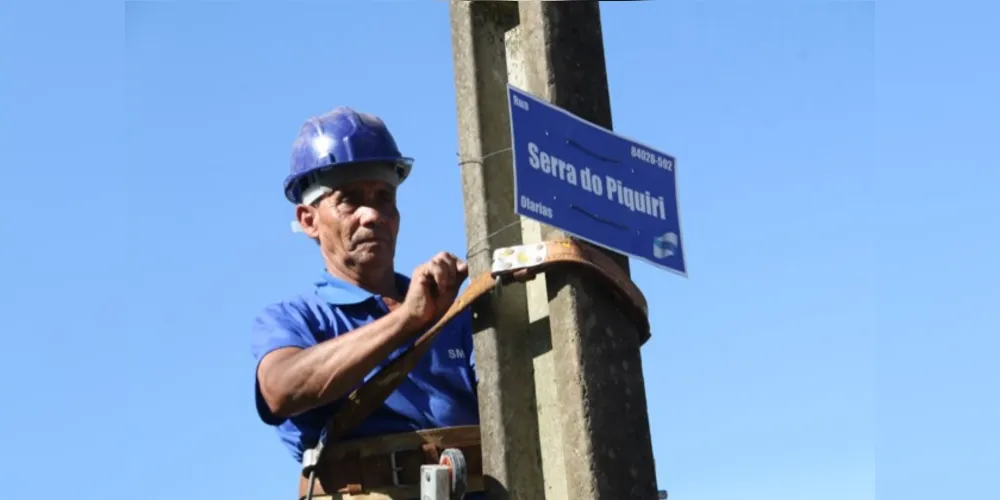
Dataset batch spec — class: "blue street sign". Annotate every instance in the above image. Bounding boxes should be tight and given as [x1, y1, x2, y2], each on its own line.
[507, 84, 687, 276]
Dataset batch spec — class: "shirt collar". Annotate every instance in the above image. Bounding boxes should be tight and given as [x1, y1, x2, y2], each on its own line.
[314, 270, 411, 305]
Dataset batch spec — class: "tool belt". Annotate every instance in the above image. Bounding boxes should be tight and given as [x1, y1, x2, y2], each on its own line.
[300, 238, 650, 498]
[298, 425, 483, 500]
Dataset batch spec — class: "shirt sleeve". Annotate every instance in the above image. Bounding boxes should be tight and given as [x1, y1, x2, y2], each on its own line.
[250, 302, 316, 426]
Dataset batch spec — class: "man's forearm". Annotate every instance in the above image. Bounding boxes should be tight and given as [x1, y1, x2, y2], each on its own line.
[259, 307, 424, 418]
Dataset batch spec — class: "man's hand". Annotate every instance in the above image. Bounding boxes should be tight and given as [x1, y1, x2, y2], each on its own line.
[403, 252, 469, 326]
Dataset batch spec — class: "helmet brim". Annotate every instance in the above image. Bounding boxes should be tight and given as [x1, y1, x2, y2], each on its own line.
[283, 157, 414, 204]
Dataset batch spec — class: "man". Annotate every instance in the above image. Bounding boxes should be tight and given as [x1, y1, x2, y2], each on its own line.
[251, 107, 481, 498]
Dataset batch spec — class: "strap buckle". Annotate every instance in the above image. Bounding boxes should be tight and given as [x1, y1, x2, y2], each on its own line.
[389, 450, 404, 486]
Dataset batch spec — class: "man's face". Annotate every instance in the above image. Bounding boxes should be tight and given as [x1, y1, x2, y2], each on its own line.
[297, 179, 400, 275]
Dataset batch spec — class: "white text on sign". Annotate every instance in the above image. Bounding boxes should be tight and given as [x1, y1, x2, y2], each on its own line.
[511, 94, 530, 111]
[520, 195, 554, 219]
[527, 142, 667, 221]
[630, 145, 674, 171]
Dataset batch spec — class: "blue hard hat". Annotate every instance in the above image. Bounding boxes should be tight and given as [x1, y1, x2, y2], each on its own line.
[283, 106, 414, 204]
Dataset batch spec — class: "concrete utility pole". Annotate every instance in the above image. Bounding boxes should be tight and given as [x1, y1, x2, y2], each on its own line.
[450, 1, 659, 499]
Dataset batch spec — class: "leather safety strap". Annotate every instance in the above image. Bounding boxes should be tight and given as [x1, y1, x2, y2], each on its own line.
[322, 238, 650, 446]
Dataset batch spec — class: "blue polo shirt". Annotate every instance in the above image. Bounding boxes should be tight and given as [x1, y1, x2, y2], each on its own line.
[250, 270, 480, 465]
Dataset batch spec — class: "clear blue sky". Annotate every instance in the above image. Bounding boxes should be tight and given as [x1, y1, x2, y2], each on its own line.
[1, 1, 997, 499]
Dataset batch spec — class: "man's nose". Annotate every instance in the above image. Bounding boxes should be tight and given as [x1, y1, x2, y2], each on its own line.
[355, 205, 385, 227]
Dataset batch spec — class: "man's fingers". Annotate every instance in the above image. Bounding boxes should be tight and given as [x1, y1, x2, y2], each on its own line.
[437, 253, 467, 282]
[429, 262, 453, 295]
[433, 252, 458, 269]
[418, 253, 468, 309]
[437, 253, 465, 283]
[415, 265, 437, 295]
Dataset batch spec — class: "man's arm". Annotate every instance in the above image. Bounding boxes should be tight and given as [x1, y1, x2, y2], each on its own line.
[254, 251, 468, 421]
[257, 306, 424, 419]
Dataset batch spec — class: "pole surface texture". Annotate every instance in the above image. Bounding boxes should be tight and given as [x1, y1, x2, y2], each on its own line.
[450, 1, 659, 499]
[450, 2, 546, 499]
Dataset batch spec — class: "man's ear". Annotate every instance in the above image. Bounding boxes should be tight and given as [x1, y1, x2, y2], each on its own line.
[295, 205, 321, 239]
